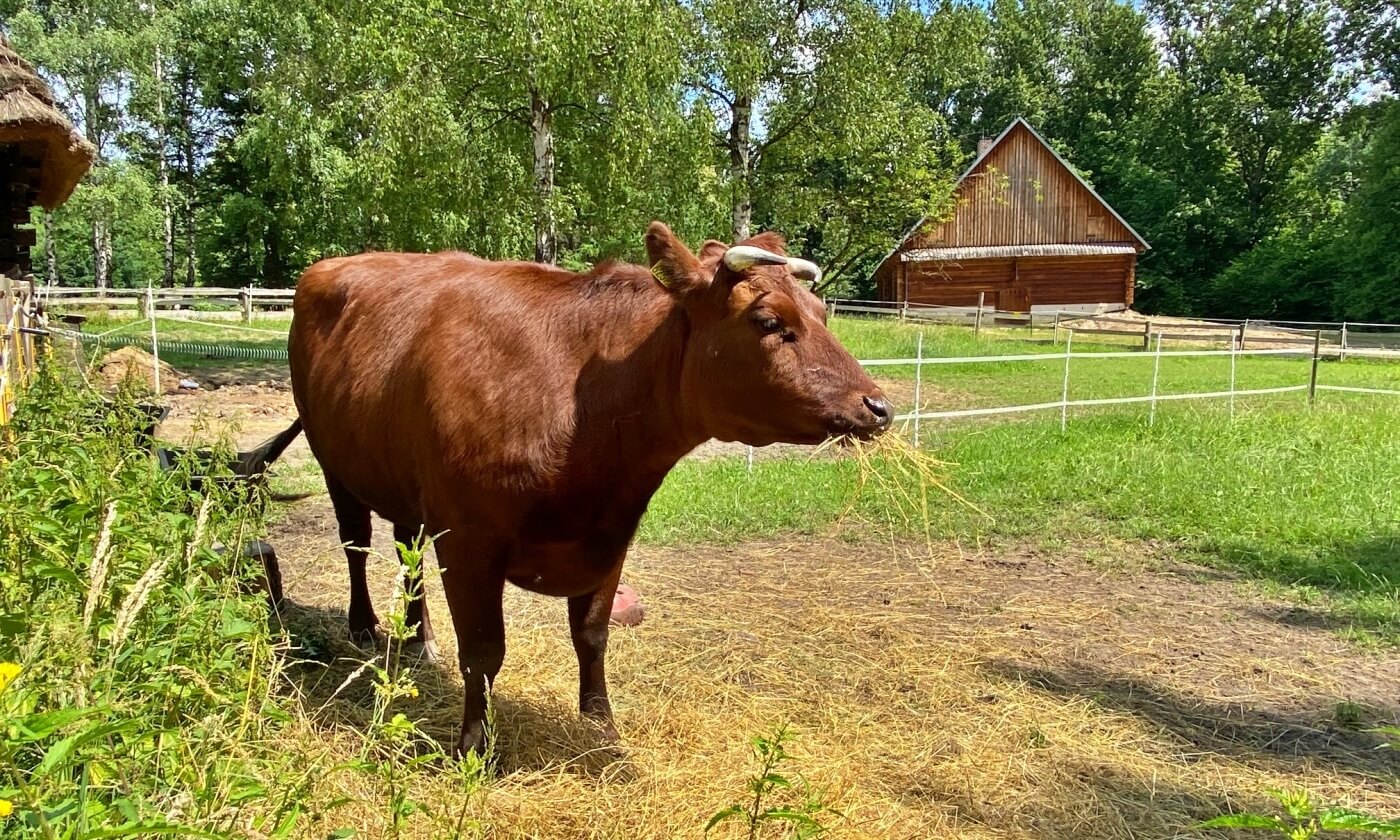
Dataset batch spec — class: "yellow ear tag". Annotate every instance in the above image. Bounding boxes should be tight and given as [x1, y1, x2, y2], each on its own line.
[650, 261, 674, 289]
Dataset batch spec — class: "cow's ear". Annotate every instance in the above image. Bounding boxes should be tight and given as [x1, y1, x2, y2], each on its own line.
[698, 240, 728, 265]
[646, 222, 707, 293]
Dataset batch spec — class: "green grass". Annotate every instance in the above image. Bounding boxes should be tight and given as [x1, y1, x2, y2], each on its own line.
[642, 399, 1400, 643]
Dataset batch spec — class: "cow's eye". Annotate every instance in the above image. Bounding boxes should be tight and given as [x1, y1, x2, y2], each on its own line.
[757, 316, 782, 334]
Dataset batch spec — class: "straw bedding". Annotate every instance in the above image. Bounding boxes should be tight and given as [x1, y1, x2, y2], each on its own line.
[265, 499, 1400, 838]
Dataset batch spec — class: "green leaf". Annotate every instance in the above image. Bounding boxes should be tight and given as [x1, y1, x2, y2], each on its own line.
[1316, 809, 1400, 835]
[705, 805, 746, 832]
[35, 720, 127, 777]
[14, 707, 96, 741]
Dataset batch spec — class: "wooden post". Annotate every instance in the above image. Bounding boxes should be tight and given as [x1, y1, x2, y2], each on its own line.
[1308, 329, 1321, 406]
[974, 292, 984, 340]
[912, 330, 924, 448]
[1239, 319, 1248, 350]
[1142, 319, 1151, 351]
[1053, 310, 1061, 345]
[1060, 331, 1073, 433]
[143, 287, 155, 320]
[1340, 322, 1348, 362]
[1149, 332, 1163, 427]
[1236, 322, 1246, 351]
[240, 287, 253, 324]
[746, 445, 754, 473]
[1027, 309, 1034, 337]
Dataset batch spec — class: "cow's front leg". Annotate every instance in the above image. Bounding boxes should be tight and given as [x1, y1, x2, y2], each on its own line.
[435, 534, 506, 760]
[568, 562, 624, 744]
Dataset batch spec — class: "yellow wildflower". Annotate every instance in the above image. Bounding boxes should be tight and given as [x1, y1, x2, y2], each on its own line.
[0, 662, 19, 693]
[407, 686, 419, 698]
[0, 798, 13, 818]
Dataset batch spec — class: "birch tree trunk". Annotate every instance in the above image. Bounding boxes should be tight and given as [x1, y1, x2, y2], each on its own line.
[530, 87, 556, 264]
[728, 94, 753, 242]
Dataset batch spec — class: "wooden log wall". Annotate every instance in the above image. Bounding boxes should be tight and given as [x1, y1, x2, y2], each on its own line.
[904, 254, 1135, 309]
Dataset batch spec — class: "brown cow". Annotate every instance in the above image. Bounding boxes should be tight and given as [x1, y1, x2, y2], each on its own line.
[288, 222, 889, 756]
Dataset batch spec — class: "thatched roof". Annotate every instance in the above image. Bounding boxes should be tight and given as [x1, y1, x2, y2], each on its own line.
[0, 35, 95, 210]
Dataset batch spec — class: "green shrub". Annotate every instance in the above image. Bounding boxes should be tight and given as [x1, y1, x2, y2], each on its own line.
[0, 367, 294, 837]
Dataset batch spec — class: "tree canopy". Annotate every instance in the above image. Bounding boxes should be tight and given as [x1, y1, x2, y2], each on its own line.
[2, 0, 1395, 320]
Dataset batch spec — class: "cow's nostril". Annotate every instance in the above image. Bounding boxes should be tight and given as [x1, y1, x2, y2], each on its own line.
[863, 396, 892, 426]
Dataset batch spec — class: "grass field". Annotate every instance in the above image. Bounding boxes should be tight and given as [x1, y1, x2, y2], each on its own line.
[7, 310, 1395, 838]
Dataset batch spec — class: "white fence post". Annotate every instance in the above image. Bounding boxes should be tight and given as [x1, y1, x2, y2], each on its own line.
[148, 287, 162, 396]
[1229, 332, 1237, 418]
[1060, 330, 1073, 433]
[912, 330, 924, 448]
[1149, 332, 1163, 427]
[143, 287, 155, 320]
[1340, 322, 1348, 362]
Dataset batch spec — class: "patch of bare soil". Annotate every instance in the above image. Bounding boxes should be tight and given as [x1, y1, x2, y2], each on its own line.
[264, 499, 1399, 838]
[94, 346, 187, 395]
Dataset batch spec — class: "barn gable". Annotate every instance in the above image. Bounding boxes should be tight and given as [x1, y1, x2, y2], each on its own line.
[873, 118, 1149, 312]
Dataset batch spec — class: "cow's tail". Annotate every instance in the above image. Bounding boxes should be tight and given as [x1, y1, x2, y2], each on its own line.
[236, 418, 304, 479]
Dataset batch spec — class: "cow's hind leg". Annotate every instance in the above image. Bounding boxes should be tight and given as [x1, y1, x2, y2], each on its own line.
[568, 562, 624, 745]
[324, 473, 378, 647]
[392, 521, 439, 663]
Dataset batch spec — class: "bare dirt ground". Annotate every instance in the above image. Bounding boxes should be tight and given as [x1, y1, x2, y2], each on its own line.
[266, 498, 1400, 838]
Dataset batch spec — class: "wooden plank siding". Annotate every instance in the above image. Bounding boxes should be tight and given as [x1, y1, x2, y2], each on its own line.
[872, 118, 1148, 310]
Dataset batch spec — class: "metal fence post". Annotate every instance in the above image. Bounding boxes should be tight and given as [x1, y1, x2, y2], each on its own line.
[974, 292, 984, 340]
[1308, 329, 1321, 406]
[1060, 330, 1073, 433]
[912, 330, 924, 448]
[1149, 332, 1163, 427]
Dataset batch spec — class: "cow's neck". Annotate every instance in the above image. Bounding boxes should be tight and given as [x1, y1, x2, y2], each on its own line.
[560, 283, 706, 501]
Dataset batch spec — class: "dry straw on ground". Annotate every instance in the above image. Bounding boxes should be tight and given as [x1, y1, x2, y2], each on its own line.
[264, 498, 1400, 839]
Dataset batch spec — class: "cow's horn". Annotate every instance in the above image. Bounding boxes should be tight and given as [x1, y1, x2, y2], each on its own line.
[786, 257, 822, 286]
[722, 246, 789, 271]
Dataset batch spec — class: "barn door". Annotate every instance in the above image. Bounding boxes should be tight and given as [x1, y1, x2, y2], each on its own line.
[998, 287, 1031, 312]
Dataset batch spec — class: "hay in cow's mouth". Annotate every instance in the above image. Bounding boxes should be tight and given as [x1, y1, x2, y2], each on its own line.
[814, 428, 986, 546]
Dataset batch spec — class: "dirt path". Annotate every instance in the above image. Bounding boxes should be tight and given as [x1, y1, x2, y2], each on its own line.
[266, 496, 1400, 838]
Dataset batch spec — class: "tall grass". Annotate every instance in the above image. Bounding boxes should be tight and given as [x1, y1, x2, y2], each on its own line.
[0, 369, 483, 837]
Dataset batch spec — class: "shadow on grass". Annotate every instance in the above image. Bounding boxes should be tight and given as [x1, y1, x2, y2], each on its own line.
[987, 660, 1400, 782]
[1203, 535, 1400, 644]
[270, 597, 630, 780]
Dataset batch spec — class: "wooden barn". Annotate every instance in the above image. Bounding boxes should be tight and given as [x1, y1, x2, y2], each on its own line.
[873, 118, 1149, 313]
[0, 34, 94, 280]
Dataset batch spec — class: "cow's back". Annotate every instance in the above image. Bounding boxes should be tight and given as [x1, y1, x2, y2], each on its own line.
[289, 252, 578, 527]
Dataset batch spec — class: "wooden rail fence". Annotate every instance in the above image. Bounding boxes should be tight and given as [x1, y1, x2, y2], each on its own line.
[40, 286, 296, 322]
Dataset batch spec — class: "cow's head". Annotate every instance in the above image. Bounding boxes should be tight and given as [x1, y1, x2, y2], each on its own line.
[646, 222, 891, 446]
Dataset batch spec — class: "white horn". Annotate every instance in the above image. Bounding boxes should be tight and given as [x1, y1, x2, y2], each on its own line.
[786, 257, 822, 286]
[722, 245, 788, 271]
